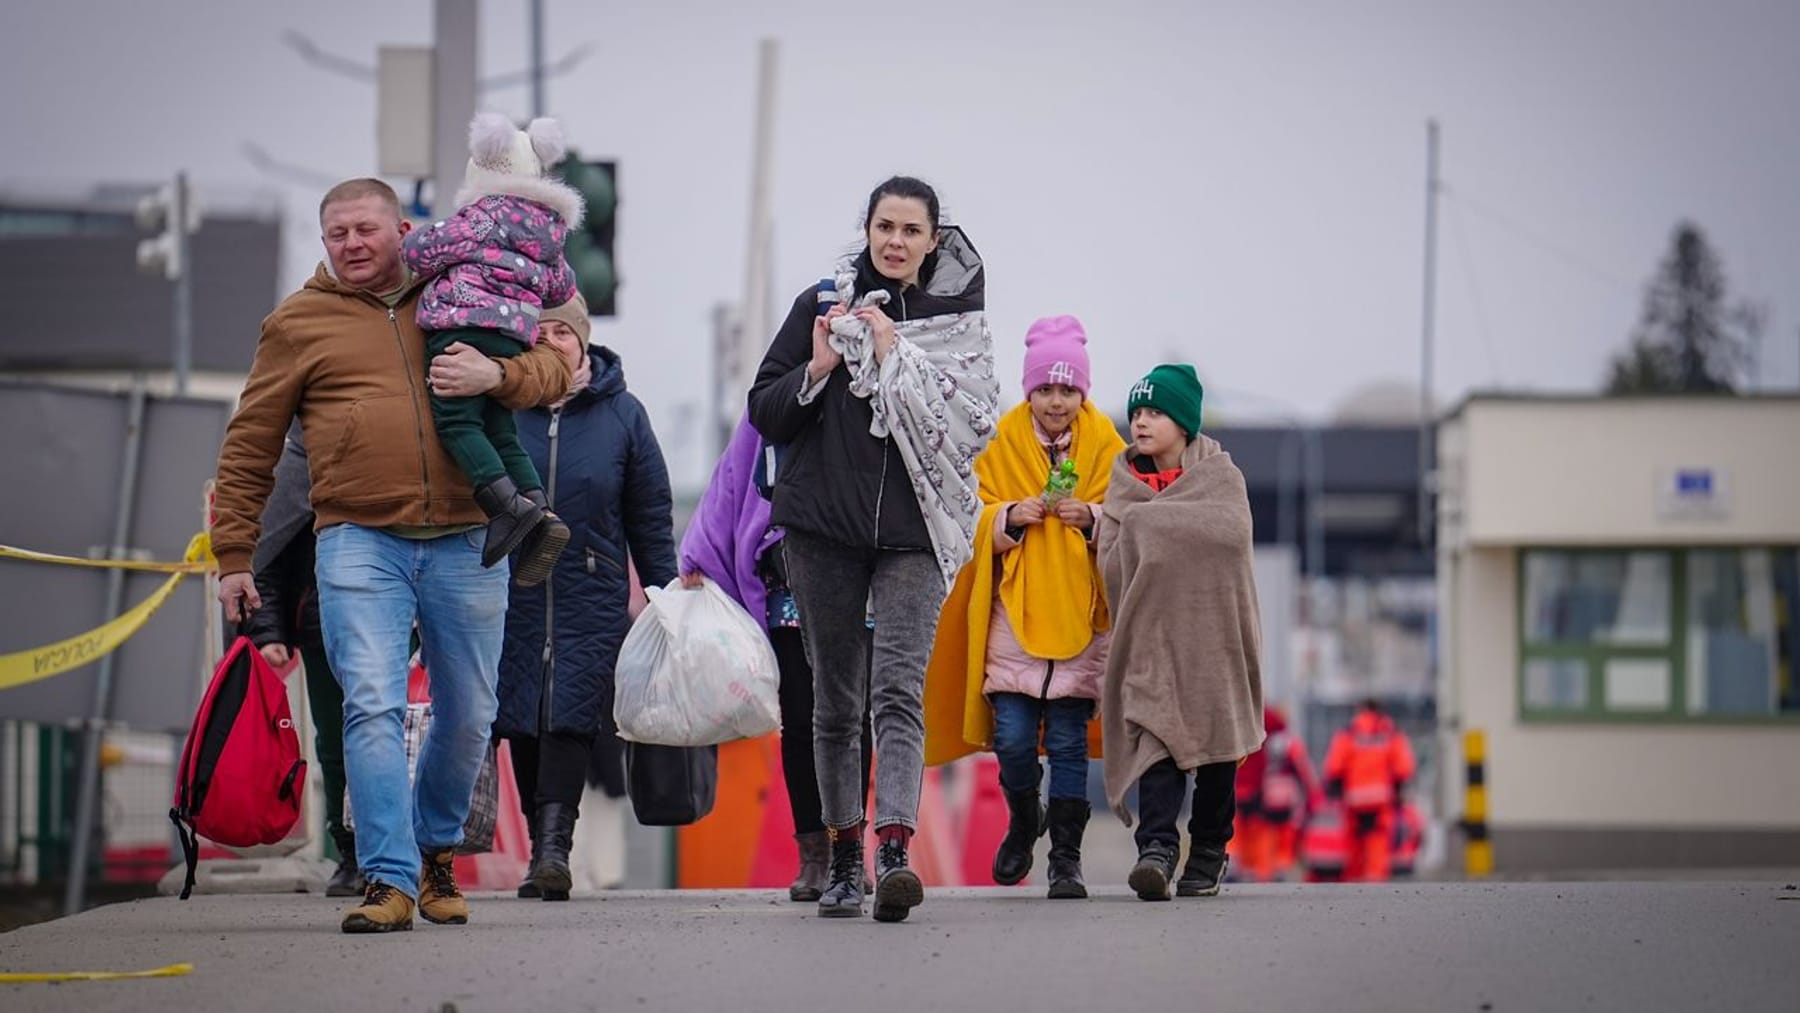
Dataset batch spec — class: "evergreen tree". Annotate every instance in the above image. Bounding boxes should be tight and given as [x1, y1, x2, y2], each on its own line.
[1605, 222, 1757, 394]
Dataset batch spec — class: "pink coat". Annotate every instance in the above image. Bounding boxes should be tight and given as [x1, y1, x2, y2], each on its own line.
[979, 507, 1109, 701]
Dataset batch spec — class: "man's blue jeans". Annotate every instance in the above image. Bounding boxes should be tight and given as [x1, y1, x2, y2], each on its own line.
[990, 692, 1093, 801]
[314, 524, 506, 897]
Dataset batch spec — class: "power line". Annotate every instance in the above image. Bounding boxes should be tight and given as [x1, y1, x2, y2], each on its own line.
[1440, 185, 1640, 297]
[1446, 198, 1504, 388]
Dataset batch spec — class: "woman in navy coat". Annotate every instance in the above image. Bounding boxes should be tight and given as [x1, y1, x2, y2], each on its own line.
[492, 294, 677, 899]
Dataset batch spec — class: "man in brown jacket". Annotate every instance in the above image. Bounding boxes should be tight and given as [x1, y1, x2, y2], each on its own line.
[213, 178, 573, 933]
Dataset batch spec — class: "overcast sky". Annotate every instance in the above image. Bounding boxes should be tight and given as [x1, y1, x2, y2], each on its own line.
[5, 0, 1797, 488]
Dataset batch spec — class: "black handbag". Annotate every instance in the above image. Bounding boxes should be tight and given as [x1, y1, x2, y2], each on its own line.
[624, 742, 718, 826]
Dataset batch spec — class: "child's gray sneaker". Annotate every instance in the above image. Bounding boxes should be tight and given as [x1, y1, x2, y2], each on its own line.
[1128, 844, 1178, 901]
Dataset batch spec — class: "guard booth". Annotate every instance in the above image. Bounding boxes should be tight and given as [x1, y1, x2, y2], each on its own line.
[1435, 394, 1800, 872]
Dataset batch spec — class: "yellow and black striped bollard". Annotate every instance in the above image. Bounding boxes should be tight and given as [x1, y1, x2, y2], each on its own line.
[1462, 729, 1492, 878]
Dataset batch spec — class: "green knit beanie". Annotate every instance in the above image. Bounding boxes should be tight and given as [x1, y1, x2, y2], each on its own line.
[1127, 364, 1204, 440]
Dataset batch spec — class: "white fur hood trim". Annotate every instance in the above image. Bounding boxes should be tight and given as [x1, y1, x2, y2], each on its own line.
[453, 165, 586, 231]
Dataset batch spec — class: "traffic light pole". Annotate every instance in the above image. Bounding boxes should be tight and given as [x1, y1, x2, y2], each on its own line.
[135, 171, 199, 394]
[432, 0, 478, 216]
[529, 0, 546, 118]
[729, 39, 779, 451]
[172, 172, 193, 397]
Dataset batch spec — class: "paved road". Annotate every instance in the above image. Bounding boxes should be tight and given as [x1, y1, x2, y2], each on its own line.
[3, 881, 1797, 1012]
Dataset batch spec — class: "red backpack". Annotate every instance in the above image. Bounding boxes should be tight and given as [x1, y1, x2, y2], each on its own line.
[168, 636, 307, 899]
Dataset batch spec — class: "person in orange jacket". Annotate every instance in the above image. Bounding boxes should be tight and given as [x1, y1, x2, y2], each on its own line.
[1258, 706, 1320, 878]
[1228, 705, 1318, 882]
[1228, 737, 1272, 882]
[1322, 699, 1416, 882]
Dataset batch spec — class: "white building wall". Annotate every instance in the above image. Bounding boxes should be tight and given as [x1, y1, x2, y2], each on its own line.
[1460, 398, 1800, 546]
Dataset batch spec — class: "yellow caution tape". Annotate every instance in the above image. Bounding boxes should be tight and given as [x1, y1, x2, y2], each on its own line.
[0, 534, 213, 573]
[0, 534, 215, 691]
[0, 962, 194, 982]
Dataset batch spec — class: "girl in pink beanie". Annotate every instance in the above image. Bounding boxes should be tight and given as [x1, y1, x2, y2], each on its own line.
[925, 314, 1124, 899]
[1020, 315, 1092, 401]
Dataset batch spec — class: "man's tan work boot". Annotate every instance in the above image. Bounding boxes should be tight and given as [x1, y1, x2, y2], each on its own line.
[417, 847, 470, 925]
[340, 882, 414, 934]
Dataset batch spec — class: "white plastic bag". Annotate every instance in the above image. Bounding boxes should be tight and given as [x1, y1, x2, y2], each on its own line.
[612, 577, 781, 746]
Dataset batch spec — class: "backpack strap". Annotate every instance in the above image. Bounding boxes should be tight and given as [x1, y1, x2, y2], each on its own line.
[278, 759, 305, 801]
[167, 808, 199, 900]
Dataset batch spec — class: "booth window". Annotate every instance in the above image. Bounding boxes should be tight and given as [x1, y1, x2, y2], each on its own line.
[1518, 548, 1800, 721]
[1686, 549, 1799, 717]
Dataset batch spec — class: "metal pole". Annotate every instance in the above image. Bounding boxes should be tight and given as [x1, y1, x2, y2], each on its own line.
[1417, 120, 1440, 548]
[1277, 426, 1300, 560]
[731, 39, 780, 437]
[1304, 425, 1326, 582]
[64, 377, 149, 916]
[712, 302, 737, 460]
[172, 172, 193, 397]
[432, 0, 479, 217]
[529, 0, 546, 118]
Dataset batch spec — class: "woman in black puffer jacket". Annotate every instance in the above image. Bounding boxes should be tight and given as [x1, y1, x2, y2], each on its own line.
[749, 175, 995, 924]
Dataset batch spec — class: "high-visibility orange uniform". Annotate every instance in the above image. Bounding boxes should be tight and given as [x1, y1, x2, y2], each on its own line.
[1261, 725, 1319, 876]
[1228, 747, 1278, 882]
[1228, 706, 1320, 882]
[1323, 706, 1416, 882]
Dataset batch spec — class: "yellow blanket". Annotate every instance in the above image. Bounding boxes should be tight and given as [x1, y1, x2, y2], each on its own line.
[923, 399, 1125, 764]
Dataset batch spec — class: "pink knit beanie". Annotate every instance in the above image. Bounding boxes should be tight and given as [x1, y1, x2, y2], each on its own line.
[1021, 315, 1092, 397]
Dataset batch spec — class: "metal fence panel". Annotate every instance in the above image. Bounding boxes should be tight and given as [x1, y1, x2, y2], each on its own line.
[0, 380, 228, 732]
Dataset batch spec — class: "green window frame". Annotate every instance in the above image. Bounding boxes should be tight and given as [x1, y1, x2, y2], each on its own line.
[1516, 547, 1800, 725]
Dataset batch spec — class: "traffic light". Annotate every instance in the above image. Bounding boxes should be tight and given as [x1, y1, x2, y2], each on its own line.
[556, 156, 617, 316]
[135, 172, 201, 281]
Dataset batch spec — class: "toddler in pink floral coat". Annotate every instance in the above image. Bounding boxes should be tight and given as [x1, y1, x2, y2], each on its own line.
[402, 111, 586, 585]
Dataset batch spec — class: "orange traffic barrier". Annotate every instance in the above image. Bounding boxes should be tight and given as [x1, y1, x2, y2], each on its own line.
[956, 755, 1013, 886]
[673, 735, 1016, 890]
[908, 765, 960, 885]
[747, 737, 800, 888]
[676, 736, 773, 887]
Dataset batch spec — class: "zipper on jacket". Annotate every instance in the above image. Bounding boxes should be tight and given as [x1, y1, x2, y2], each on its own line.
[1039, 659, 1056, 701]
[539, 407, 564, 733]
[873, 440, 889, 546]
[387, 304, 434, 518]
[873, 290, 904, 548]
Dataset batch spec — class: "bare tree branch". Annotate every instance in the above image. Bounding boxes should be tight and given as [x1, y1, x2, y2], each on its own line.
[279, 29, 595, 97]
[241, 142, 343, 191]
[480, 42, 596, 92]
[281, 30, 378, 83]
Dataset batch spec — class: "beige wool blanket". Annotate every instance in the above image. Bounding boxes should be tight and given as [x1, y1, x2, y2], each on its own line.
[1098, 434, 1265, 825]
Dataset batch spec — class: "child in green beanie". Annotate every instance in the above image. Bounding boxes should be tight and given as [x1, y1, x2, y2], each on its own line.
[1123, 363, 1205, 488]
[1096, 363, 1266, 900]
